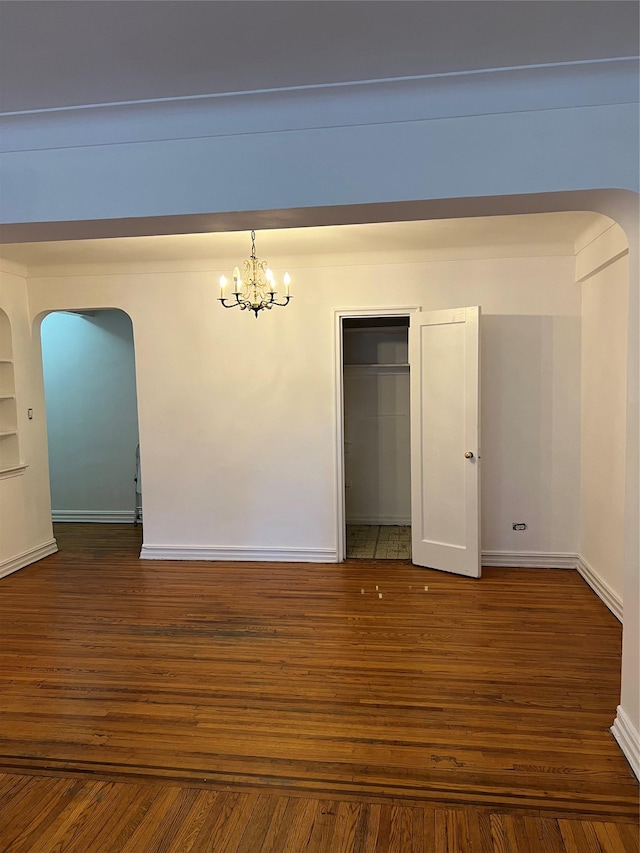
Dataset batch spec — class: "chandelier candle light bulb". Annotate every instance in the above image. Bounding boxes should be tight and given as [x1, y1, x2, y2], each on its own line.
[218, 231, 292, 318]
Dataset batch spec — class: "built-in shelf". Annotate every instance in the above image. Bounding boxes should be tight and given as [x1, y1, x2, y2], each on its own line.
[0, 312, 21, 470]
[343, 321, 409, 369]
[344, 326, 408, 334]
[0, 462, 28, 480]
[344, 363, 410, 374]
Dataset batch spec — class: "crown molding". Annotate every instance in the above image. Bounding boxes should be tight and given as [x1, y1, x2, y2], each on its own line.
[4, 57, 636, 118]
[575, 221, 630, 283]
[1, 58, 637, 154]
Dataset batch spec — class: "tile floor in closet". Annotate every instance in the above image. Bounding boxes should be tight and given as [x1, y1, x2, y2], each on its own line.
[346, 525, 411, 559]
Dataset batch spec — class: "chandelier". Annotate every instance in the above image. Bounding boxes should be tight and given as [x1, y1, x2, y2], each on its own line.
[219, 231, 291, 318]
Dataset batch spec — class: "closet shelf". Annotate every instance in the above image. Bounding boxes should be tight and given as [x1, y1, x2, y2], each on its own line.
[344, 362, 409, 371]
[0, 430, 18, 437]
[0, 395, 16, 400]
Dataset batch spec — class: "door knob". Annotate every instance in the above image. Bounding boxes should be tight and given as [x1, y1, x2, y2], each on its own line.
[464, 451, 474, 459]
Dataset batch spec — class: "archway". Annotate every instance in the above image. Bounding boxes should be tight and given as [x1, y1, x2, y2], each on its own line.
[39, 307, 142, 537]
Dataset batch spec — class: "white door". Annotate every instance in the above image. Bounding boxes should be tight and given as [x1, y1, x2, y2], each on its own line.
[410, 306, 480, 577]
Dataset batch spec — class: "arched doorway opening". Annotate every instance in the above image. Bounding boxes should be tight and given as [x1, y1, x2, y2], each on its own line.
[39, 307, 142, 546]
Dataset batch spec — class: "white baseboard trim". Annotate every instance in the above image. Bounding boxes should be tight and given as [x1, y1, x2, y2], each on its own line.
[346, 516, 411, 526]
[611, 705, 640, 781]
[576, 555, 623, 623]
[140, 545, 338, 563]
[480, 551, 624, 622]
[481, 550, 578, 569]
[52, 510, 136, 524]
[0, 539, 58, 579]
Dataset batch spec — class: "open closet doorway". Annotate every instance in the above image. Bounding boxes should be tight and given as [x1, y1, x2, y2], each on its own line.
[336, 306, 481, 575]
[40, 309, 141, 531]
[342, 316, 411, 559]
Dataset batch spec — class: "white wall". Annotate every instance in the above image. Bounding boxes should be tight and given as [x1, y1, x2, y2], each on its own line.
[617, 206, 639, 778]
[24, 251, 581, 562]
[344, 368, 411, 526]
[575, 225, 629, 617]
[40, 309, 139, 521]
[0, 263, 56, 576]
[343, 326, 410, 526]
[481, 313, 581, 559]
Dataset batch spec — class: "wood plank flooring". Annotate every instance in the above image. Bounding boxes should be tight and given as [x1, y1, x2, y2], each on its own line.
[0, 524, 637, 852]
[1, 771, 638, 852]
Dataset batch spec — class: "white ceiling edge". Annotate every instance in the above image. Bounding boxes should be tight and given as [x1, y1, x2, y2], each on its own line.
[8, 246, 578, 281]
[0, 212, 607, 273]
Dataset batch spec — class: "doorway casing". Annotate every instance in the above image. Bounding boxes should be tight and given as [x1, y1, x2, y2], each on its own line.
[334, 306, 420, 562]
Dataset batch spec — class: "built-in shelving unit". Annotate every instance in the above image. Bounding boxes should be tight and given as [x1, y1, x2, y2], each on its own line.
[0, 315, 24, 476]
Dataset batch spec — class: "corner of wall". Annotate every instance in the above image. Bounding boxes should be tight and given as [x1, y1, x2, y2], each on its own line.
[0, 264, 55, 569]
[0, 257, 28, 278]
[611, 706, 640, 782]
[577, 555, 623, 623]
[0, 538, 58, 579]
[575, 219, 629, 284]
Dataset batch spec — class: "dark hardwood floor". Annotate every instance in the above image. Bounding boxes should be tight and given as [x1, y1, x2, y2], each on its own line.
[0, 524, 637, 851]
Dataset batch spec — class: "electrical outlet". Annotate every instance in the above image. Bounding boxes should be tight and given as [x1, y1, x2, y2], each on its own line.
[512, 522, 527, 531]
